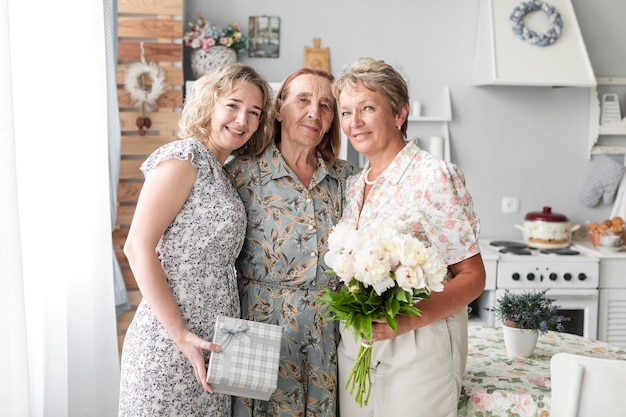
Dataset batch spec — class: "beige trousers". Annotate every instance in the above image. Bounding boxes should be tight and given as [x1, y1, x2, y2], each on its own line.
[337, 308, 468, 417]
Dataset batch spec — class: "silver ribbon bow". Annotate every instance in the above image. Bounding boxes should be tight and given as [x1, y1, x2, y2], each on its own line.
[218, 321, 251, 350]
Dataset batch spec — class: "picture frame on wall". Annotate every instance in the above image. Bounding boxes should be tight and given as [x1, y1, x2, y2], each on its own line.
[248, 16, 280, 58]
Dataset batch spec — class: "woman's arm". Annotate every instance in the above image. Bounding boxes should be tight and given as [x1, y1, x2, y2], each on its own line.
[124, 157, 221, 391]
[371, 253, 486, 341]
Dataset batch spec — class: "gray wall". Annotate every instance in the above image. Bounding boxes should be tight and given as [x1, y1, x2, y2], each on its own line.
[184, 0, 626, 240]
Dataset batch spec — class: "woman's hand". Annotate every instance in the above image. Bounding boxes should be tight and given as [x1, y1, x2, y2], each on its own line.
[174, 329, 222, 392]
[370, 254, 486, 343]
[370, 316, 415, 342]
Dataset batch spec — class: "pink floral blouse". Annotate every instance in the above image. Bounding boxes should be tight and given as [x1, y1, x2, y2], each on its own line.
[341, 140, 480, 266]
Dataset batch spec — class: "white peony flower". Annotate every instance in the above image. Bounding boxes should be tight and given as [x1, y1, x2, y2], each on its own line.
[324, 220, 447, 293]
[395, 265, 427, 291]
[330, 252, 357, 284]
[397, 235, 428, 267]
[352, 244, 392, 286]
[372, 276, 396, 295]
[421, 249, 447, 292]
[327, 223, 359, 254]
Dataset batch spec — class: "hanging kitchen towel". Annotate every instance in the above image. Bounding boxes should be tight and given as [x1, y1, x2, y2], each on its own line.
[580, 155, 626, 207]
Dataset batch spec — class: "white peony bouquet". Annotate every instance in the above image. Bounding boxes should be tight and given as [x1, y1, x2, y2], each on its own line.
[316, 222, 447, 407]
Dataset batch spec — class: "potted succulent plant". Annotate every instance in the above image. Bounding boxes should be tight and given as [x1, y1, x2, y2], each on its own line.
[491, 289, 567, 357]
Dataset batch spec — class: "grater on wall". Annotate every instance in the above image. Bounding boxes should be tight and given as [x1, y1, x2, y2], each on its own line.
[600, 93, 622, 125]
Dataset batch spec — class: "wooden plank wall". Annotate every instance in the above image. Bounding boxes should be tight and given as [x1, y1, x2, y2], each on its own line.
[115, 0, 184, 352]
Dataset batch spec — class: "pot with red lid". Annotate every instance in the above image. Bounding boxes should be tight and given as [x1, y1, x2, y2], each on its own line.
[514, 206, 581, 249]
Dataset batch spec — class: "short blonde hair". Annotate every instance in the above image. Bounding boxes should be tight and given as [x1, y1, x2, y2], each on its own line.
[332, 57, 409, 139]
[178, 63, 274, 156]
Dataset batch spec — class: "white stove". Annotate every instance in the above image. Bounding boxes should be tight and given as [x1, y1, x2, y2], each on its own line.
[481, 240, 599, 290]
[475, 240, 600, 338]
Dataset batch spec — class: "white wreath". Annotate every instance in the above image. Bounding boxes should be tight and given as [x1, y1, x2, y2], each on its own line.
[124, 62, 166, 110]
[510, 0, 562, 47]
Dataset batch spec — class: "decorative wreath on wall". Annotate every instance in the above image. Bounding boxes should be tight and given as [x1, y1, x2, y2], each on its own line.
[123, 43, 166, 135]
[124, 61, 165, 111]
[509, 0, 562, 47]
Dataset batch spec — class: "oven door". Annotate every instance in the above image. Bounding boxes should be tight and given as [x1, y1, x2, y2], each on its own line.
[495, 289, 598, 339]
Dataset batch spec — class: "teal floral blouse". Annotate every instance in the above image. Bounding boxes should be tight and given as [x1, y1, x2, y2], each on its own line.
[225, 143, 353, 417]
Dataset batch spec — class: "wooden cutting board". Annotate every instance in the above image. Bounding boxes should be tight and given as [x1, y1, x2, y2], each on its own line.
[304, 38, 330, 72]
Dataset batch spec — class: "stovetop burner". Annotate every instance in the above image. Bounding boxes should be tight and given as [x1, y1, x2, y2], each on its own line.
[539, 248, 581, 256]
[498, 247, 532, 255]
[488, 241, 580, 256]
[489, 241, 529, 249]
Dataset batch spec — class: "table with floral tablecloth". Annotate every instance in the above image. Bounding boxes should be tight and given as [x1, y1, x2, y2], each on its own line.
[458, 326, 626, 417]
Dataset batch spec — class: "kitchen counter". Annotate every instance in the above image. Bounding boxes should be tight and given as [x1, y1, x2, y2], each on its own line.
[573, 240, 626, 349]
[478, 240, 499, 261]
[572, 240, 626, 259]
[478, 240, 497, 290]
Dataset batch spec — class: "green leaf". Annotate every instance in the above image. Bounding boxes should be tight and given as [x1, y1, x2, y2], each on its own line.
[351, 314, 372, 342]
[315, 277, 426, 344]
[385, 297, 400, 318]
[394, 287, 412, 304]
[385, 314, 398, 332]
[398, 304, 421, 317]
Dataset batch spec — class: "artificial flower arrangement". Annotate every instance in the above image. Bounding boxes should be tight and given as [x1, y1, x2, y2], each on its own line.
[183, 14, 248, 53]
[491, 289, 567, 333]
[316, 222, 447, 407]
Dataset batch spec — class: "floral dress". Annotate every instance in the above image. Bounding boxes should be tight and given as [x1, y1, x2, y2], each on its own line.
[225, 143, 353, 417]
[118, 138, 244, 417]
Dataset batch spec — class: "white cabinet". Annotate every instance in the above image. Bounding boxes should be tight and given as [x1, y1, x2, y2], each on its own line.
[599, 289, 626, 348]
[573, 242, 626, 347]
[596, 255, 626, 348]
[468, 244, 498, 327]
[588, 77, 626, 159]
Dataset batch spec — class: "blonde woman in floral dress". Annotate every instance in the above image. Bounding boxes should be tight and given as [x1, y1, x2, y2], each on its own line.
[226, 67, 353, 417]
[332, 57, 486, 417]
[118, 63, 273, 417]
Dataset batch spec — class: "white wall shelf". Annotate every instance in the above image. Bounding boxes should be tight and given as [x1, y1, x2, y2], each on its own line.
[588, 77, 626, 159]
[408, 87, 452, 161]
[407, 86, 452, 122]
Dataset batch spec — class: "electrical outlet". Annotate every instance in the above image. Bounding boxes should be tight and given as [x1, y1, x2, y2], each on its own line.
[501, 197, 520, 214]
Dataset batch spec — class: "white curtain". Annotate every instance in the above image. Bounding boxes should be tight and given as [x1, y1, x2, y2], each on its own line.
[1, 0, 121, 416]
[103, 0, 130, 317]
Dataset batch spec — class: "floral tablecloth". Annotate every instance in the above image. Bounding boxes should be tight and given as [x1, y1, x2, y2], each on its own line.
[458, 326, 626, 417]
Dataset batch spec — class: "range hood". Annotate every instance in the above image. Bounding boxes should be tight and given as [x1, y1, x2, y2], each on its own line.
[472, 0, 596, 87]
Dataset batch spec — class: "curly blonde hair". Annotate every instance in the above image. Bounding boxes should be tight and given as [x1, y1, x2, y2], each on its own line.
[178, 63, 274, 156]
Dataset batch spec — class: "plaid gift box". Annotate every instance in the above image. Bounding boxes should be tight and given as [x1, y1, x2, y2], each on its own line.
[206, 315, 283, 400]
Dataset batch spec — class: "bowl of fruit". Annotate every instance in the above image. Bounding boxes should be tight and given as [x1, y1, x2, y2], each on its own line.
[587, 216, 625, 247]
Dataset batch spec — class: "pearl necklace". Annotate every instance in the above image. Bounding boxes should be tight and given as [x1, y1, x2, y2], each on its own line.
[363, 167, 377, 185]
[362, 143, 406, 186]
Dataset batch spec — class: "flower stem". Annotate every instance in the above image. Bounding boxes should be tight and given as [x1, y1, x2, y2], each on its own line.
[345, 345, 373, 407]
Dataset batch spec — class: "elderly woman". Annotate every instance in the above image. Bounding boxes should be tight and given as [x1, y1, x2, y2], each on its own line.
[225, 67, 353, 417]
[332, 57, 486, 417]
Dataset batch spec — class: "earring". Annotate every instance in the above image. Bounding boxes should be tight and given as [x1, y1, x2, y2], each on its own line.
[397, 125, 401, 130]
